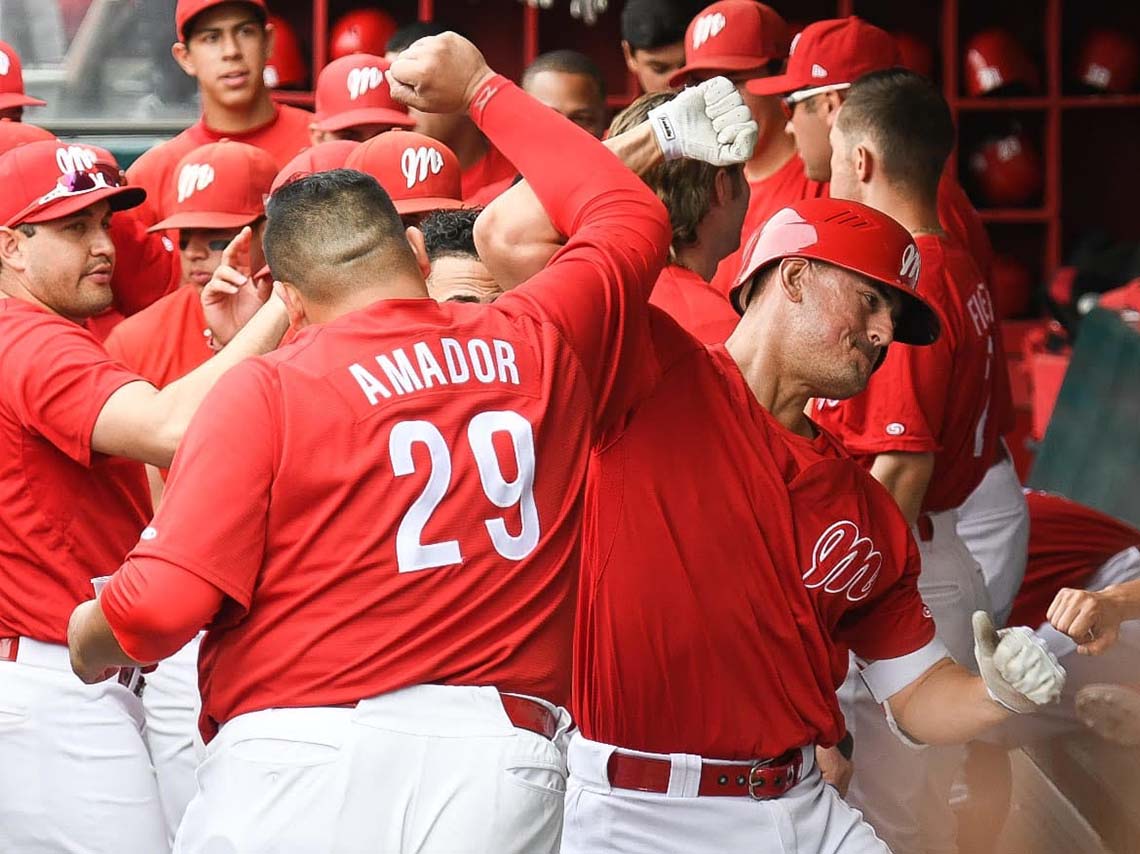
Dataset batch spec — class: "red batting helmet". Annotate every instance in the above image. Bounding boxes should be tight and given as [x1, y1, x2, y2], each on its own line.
[330, 9, 399, 60]
[989, 254, 1033, 319]
[963, 28, 1039, 96]
[969, 130, 1043, 207]
[893, 31, 934, 79]
[730, 198, 940, 346]
[1075, 29, 1140, 94]
[264, 14, 307, 89]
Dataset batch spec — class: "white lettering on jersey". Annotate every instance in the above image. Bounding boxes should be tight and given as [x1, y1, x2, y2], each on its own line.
[177, 163, 216, 203]
[966, 282, 996, 336]
[815, 398, 841, 411]
[349, 338, 521, 406]
[346, 65, 385, 101]
[802, 520, 882, 603]
[899, 243, 921, 285]
[55, 145, 97, 175]
[691, 12, 726, 51]
[400, 146, 445, 189]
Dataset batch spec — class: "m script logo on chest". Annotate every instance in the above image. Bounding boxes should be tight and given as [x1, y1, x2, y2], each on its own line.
[801, 520, 882, 603]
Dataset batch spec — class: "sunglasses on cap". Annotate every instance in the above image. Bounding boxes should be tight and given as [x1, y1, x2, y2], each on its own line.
[780, 82, 852, 120]
[9, 164, 126, 225]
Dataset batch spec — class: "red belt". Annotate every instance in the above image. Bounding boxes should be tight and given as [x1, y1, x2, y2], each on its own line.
[0, 637, 145, 699]
[606, 747, 804, 799]
[334, 691, 559, 741]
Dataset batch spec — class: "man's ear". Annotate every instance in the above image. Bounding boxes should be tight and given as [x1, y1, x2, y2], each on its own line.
[0, 226, 29, 273]
[405, 226, 432, 279]
[171, 41, 196, 78]
[778, 257, 810, 303]
[277, 281, 307, 328]
[261, 21, 276, 69]
[821, 90, 844, 127]
[854, 143, 874, 185]
[712, 167, 735, 207]
[621, 41, 638, 75]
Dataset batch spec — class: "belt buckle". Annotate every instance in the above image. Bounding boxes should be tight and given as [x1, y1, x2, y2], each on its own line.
[117, 668, 145, 699]
[746, 756, 777, 800]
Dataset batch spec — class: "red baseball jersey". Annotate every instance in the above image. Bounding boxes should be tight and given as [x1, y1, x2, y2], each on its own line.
[937, 169, 993, 285]
[649, 264, 738, 344]
[708, 154, 828, 295]
[109, 207, 180, 316]
[573, 320, 935, 760]
[127, 104, 312, 228]
[813, 234, 1006, 513]
[459, 143, 517, 202]
[1008, 490, 1140, 628]
[104, 286, 211, 389]
[0, 300, 151, 644]
[117, 80, 671, 741]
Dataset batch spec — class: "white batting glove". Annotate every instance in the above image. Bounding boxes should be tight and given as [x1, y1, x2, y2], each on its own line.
[648, 76, 758, 166]
[973, 611, 1066, 713]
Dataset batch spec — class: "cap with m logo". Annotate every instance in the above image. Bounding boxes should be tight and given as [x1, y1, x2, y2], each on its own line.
[0, 39, 46, 111]
[149, 140, 278, 232]
[313, 54, 416, 134]
[669, 1, 791, 87]
[345, 131, 466, 216]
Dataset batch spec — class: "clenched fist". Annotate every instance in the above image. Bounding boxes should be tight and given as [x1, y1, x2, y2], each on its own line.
[387, 33, 495, 115]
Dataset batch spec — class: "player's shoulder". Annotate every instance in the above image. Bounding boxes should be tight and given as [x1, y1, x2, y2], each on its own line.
[275, 103, 316, 133]
[127, 127, 201, 177]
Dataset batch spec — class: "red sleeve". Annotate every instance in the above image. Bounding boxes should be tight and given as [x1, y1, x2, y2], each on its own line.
[0, 310, 145, 466]
[109, 208, 179, 316]
[472, 78, 671, 432]
[124, 361, 277, 610]
[101, 556, 224, 662]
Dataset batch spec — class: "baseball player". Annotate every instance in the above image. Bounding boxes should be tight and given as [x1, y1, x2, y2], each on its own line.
[620, 0, 697, 93]
[522, 51, 609, 139]
[668, 1, 828, 296]
[815, 70, 1011, 854]
[420, 209, 502, 304]
[127, 0, 311, 230]
[0, 39, 46, 121]
[0, 139, 289, 853]
[754, 16, 1026, 628]
[66, 34, 752, 854]
[479, 182, 1064, 853]
[309, 53, 415, 145]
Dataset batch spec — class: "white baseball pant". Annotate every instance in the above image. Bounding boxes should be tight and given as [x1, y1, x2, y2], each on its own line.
[0, 637, 170, 853]
[143, 632, 204, 843]
[561, 733, 889, 854]
[843, 509, 991, 854]
[174, 683, 571, 854]
[956, 451, 1029, 627]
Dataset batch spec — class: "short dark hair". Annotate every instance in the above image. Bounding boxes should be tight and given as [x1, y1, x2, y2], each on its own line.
[264, 169, 414, 302]
[838, 68, 954, 199]
[621, 0, 700, 51]
[523, 50, 606, 98]
[385, 22, 456, 55]
[420, 209, 481, 262]
[182, 1, 268, 42]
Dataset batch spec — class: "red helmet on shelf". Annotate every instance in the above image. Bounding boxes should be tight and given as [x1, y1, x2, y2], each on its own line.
[330, 9, 399, 60]
[1075, 29, 1140, 94]
[968, 130, 1044, 208]
[962, 28, 1039, 96]
[893, 31, 934, 79]
[989, 254, 1033, 319]
[264, 14, 307, 89]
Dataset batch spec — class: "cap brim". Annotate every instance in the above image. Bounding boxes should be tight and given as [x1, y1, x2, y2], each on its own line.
[0, 93, 47, 109]
[668, 56, 777, 87]
[148, 210, 262, 232]
[314, 108, 416, 133]
[393, 197, 467, 215]
[19, 185, 145, 226]
[745, 72, 805, 96]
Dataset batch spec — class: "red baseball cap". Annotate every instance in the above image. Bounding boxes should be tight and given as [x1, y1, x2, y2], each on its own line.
[747, 17, 901, 97]
[177, 0, 268, 42]
[0, 40, 47, 111]
[730, 197, 940, 346]
[668, 1, 790, 87]
[150, 140, 277, 232]
[330, 8, 399, 60]
[271, 139, 360, 194]
[0, 119, 55, 155]
[313, 54, 415, 133]
[962, 28, 1039, 97]
[0, 140, 144, 228]
[345, 131, 465, 215]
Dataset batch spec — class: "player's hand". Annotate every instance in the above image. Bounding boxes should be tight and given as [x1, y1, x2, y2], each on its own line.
[66, 600, 119, 685]
[387, 33, 495, 114]
[973, 611, 1065, 713]
[1047, 587, 1124, 655]
[815, 744, 853, 797]
[201, 227, 266, 348]
[647, 76, 758, 165]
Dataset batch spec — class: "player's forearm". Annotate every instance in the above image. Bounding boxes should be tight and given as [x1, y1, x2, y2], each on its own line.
[870, 451, 934, 526]
[1103, 580, 1140, 621]
[67, 599, 144, 679]
[888, 659, 1009, 745]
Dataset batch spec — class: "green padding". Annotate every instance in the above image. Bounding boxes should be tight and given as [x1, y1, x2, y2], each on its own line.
[1029, 308, 1140, 526]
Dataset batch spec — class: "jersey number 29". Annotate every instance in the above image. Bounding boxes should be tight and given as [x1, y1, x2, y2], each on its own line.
[389, 410, 540, 572]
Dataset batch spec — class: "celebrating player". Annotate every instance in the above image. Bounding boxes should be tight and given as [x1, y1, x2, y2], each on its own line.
[420, 208, 502, 304]
[66, 34, 756, 853]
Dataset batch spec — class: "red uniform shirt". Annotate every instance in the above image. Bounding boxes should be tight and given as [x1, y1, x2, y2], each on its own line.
[127, 104, 312, 228]
[814, 235, 1006, 513]
[118, 81, 671, 740]
[1008, 491, 1140, 628]
[459, 143, 517, 202]
[709, 154, 828, 295]
[573, 318, 935, 760]
[104, 286, 210, 388]
[0, 301, 151, 644]
[937, 169, 993, 284]
[648, 264, 738, 344]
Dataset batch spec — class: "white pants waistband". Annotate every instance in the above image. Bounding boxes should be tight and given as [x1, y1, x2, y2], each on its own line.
[3, 636, 72, 671]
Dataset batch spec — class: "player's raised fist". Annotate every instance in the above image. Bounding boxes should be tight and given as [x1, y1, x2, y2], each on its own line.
[387, 33, 495, 114]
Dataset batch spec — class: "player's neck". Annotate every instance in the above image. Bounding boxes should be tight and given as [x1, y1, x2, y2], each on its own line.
[863, 185, 941, 237]
[725, 320, 814, 437]
[744, 131, 796, 183]
[303, 277, 432, 325]
[673, 243, 719, 282]
[446, 121, 490, 171]
[200, 89, 277, 135]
